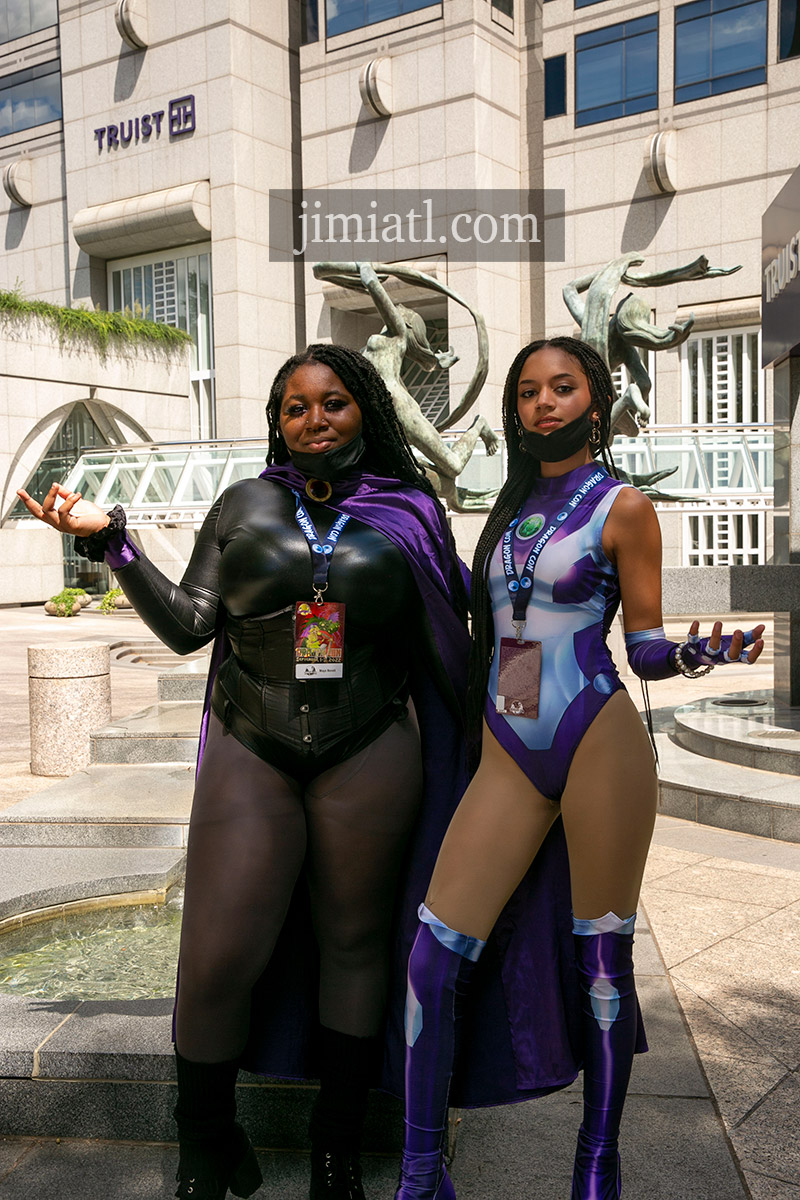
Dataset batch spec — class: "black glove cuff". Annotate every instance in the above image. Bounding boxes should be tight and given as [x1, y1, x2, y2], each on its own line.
[74, 505, 127, 562]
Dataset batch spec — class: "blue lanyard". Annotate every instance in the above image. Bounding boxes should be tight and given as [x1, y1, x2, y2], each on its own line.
[502, 469, 606, 635]
[293, 492, 351, 601]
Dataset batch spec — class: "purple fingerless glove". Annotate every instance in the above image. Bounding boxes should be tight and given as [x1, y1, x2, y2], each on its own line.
[625, 627, 758, 680]
[624, 628, 679, 681]
[680, 630, 757, 667]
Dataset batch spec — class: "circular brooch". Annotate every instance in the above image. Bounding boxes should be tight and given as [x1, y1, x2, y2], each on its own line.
[305, 478, 333, 503]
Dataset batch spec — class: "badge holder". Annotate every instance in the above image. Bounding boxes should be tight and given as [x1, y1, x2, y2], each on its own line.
[294, 597, 345, 679]
[292, 494, 351, 680]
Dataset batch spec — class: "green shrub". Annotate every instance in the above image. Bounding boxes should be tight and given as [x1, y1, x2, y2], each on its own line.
[46, 588, 85, 617]
[0, 283, 192, 359]
[100, 587, 124, 614]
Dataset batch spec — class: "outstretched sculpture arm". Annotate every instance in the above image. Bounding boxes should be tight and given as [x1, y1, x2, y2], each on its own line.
[313, 261, 378, 290]
[562, 271, 596, 327]
[622, 254, 742, 288]
[357, 262, 408, 339]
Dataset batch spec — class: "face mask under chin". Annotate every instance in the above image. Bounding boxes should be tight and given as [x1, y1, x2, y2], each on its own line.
[288, 432, 366, 480]
[519, 407, 596, 463]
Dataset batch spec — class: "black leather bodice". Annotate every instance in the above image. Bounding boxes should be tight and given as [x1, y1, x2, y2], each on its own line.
[114, 477, 419, 769]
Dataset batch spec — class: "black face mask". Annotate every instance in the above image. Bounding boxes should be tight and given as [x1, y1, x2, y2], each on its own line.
[519, 407, 596, 463]
[289, 433, 367, 481]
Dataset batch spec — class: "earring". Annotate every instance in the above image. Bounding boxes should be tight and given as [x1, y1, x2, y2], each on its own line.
[590, 415, 601, 446]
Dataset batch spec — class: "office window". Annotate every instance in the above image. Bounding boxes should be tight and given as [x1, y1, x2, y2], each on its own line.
[326, 0, 434, 38]
[684, 511, 765, 565]
[0, 0, 57, 46]
[575, 15, 658, 127]
[780, 0, 800, 59]
[492, 0, 513, 17]
[681, 329, 763, 424]
[301, 0, 319, 44]
[545, 55, 567, 118]
[0, 60, 61, 137]
[675, 0, 767, 104]
[576, 0, 610, 8]
[400, 317, 451, 425]
[109, 246, 217, 439]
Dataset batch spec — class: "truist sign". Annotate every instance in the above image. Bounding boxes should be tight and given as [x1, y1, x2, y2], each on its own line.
[93, 95, 196, 152]
[762, 162, 800, 367]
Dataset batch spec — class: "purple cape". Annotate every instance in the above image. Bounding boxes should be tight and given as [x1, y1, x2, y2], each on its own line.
[193, 465, 641, 1106]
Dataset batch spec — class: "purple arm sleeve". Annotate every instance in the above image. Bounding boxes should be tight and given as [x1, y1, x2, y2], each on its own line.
[625, 627, 679, 680]
[104, 530, 140, 571]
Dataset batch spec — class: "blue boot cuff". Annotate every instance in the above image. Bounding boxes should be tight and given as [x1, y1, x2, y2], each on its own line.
[573, 911, 636, 937]
[418, 903, 486, 962]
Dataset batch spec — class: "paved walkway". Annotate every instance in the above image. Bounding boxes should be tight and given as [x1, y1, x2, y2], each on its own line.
[0, 608, 797, 1197]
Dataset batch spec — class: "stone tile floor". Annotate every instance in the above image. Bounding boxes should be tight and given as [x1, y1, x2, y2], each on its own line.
[0, 607, 797, 1196]
[642, 818, 800, 1197]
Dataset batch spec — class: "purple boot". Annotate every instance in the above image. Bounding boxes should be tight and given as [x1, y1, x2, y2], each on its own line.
[571, 913, 638, 1200]
[395, 905, 485, 1200]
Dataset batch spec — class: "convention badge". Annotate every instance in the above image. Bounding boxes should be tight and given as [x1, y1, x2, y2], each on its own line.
[496, 636, 541, 719]
[294, 601, 346, 679]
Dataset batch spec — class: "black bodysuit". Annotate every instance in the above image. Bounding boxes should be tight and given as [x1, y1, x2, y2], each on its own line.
[115, 478, 418, 777]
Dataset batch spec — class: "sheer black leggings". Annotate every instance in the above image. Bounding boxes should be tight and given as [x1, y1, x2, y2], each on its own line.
[175, 711, 423, 1063]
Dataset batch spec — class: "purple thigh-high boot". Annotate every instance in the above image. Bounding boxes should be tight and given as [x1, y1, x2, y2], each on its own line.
[395, 904, 485, 1200]
[571, 912, 638, 1200]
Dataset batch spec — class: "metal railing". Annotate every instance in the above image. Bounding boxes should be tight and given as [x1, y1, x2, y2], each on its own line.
[16, 426, 773, 529]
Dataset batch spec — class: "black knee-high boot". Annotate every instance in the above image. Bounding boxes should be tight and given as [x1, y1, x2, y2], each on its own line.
[308, 1026, 381, 1200]
[173, 1050, 263, 1200]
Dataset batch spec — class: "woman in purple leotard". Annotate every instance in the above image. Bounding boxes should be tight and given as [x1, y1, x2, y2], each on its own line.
[394, 337, 766, 1200]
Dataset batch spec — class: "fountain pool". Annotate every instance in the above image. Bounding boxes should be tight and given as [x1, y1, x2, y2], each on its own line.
[0, 888, 183, 1001]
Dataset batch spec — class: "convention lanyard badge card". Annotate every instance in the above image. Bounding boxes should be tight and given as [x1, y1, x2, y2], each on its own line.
[497, 469, 606, 719]
[293, 494, 351, 679]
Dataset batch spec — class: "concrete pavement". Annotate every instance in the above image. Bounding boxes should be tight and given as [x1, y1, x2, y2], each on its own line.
[0, 606, 797, 1196]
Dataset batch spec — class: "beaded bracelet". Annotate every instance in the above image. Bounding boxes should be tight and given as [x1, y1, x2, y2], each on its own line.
[674, 641, 714, 679]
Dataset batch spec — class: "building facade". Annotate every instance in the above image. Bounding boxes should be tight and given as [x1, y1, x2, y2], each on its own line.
[1, 0, 797, 600]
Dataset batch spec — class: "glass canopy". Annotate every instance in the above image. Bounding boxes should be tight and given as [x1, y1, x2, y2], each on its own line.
[19, 426, 773, 530]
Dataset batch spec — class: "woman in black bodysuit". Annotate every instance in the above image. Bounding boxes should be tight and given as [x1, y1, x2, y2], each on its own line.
[18, 345, 470, 1200]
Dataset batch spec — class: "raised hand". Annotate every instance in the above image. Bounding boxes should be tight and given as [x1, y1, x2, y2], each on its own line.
[16, 483, 109, 538]
[684, 619, 765, 666]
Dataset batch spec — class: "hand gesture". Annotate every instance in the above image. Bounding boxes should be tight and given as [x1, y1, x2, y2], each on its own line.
[684, 620, 765, 667]
[16, 483, 109, 538]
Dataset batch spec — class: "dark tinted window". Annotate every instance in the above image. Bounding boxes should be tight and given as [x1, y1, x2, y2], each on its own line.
[675, 0, 766, 103]
[301, 0, 319, 44]
[779, 0, 800, 59]
[545, 54, 567, 118]
[575, 14, 658, 127]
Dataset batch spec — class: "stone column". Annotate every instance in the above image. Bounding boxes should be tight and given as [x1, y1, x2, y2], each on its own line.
[28, 644, 112, 776]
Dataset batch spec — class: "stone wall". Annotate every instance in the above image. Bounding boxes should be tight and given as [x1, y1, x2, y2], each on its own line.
[0, 310, 192, 604]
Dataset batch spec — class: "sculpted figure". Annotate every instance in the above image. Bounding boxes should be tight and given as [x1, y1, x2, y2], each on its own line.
[563, 252, 741, 438]
[314, 261, 498, 511]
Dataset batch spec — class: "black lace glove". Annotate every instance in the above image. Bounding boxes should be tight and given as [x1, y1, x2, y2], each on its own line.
[73, 505, 127, 562]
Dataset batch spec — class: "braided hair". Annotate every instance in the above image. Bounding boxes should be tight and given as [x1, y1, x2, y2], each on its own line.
[266, 343, 468, 621]
[466, 336, 619, 746]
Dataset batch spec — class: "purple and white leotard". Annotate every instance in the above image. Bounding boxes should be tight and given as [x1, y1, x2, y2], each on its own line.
[485, 462, 632, 801]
